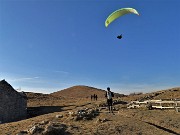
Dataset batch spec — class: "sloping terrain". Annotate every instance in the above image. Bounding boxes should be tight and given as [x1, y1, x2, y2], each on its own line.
[26, 92, 63, 107]
[0, 97, 180, 135]
[121, 87, 180, 102]
[153, 87, 180, 100]
[0, 86, 180, 135]
[51, 85, 124, 98]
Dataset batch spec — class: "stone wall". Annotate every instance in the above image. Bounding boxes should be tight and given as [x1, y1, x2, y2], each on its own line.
[0, 80, 27, 123]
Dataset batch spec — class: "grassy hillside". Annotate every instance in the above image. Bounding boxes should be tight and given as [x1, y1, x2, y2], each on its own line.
[50, 85, 125, 98]
[51, 85, 106, 98]
[121, 87, 180, 102]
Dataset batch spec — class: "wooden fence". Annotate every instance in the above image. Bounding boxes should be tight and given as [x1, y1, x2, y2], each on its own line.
[127, 99, 180, 112]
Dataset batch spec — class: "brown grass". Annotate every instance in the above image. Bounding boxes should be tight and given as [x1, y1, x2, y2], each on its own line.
[51, 85, 124, 98]
[0, 86, 180, 135]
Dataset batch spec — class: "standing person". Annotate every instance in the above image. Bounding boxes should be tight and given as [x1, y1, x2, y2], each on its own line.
[94, 94, 96, 101]
[105, 87, 114, 113]
[95, 95, 98, 101]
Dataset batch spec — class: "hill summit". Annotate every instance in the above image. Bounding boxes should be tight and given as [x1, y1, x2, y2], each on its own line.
[51, 85, 106, 98]
[51, 85, 125, 98]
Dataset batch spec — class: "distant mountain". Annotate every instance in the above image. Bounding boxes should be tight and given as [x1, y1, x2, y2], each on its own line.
[50, 85, 125, 98]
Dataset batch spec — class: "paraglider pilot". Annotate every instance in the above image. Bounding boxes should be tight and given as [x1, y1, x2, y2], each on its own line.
[117, 34, 122, 39]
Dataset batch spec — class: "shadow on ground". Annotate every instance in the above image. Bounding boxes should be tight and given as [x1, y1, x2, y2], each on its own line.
[27, 105, 74, 118]
[145, 122, 180, 135]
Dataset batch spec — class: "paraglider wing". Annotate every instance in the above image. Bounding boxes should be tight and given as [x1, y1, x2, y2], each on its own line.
[105, 8, 139, 27]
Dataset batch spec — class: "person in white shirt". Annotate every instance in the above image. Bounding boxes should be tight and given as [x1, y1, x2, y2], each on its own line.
[105, 87, 114, 113]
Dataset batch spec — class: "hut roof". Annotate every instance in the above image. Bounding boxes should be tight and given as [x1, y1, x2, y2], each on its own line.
[0, 79, 27, 99]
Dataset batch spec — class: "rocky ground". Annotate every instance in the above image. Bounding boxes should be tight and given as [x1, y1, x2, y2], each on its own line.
[0, 98, 180, 135]
[0, 87, 180, 135]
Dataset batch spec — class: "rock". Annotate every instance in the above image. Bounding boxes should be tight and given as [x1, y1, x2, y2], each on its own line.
[95, 118, 108, 123]
[16, 130, 28, 135]
[39, 120, 49, 125]
[85, 108, 89, 111]
[69, 111, 76, 117]
[68, 108, 99, 121]
[67, 125, 79, 130]
[43, 123, 66, 135]
[96, 118, 101, 123]
[56, 115, 63, 118]
[74, 116, 81, 121]
[101, 118, 108, 123]
[83, 117, 88, 121]
[28, 125, 43, 134]
[70, 117, 74, 120]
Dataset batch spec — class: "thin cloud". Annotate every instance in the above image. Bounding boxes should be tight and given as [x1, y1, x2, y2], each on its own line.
[53, 70, 69, 74]
[10, 76, 40, 82]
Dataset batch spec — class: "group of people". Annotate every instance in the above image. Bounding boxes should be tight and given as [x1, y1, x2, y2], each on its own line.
[90, 87, 114, 113]
[91, 94, 98, 101]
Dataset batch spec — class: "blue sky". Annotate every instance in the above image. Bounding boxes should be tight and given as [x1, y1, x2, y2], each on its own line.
[0, 0, 180, 94]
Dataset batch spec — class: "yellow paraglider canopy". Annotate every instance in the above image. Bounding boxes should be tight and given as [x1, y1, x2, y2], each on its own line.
[105, 8, 139, 27]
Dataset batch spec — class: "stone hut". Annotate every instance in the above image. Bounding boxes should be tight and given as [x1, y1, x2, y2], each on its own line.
[0, 79, 27, 123]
